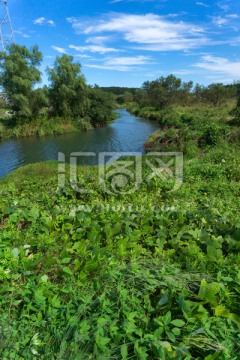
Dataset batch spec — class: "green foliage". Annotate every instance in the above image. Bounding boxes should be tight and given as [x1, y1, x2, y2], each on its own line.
[73, 116, 94, 131]
[201, 83, 236, 106]
[0, 116, 83, 138]
[1, 51, 240, 359]
[199, 123, 227, 147]
[141, 103, 237, 155]
[47, 54, 89, 118]
[230, 87, 240, 125]
[124, 75, 238, 112]
[87, 87, 116, 125]
[0, 46, 116, 138]
[0, 141, 240, 358]
[30, 86, 49, 118]
[142, 74, 189, 109]
[0, 44, 42, 117]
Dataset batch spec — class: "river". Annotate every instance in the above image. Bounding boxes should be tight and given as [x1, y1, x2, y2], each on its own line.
[0, 109, 159, 178]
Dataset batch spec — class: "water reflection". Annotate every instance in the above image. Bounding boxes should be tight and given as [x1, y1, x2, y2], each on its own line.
[0, 109, 159, 177]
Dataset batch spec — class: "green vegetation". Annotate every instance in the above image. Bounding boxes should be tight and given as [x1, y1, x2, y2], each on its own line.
[141, 104, 236, 152]
[119, 74, 240, 156]
[1, 131, 240, 358]
[0, 44, 116, 139]
[47, 54, 89, 119]
[1, 48, 240, 359]
[0, 44, 43, 118]
[126, 75, 237, 110]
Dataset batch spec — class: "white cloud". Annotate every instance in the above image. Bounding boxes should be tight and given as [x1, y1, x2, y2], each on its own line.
[33, 17, 45, 25]
[230, 36, 240, 46]
[167, 12, 187, 18]
[51, 46, 66, 54]
[48, 20, 55, 26]
[210, 14, 240, 30]
[106, 55, 150, 65]
[15, 30, 30, 38]
[33, 17, 55, 26]
[217, 2, 230, 12]
[85, 55, 151, 71]
[86, 36, 111, 45]
[196, 2, 210, 7]
[66, 17, 75, 24]
[212, 16, 228, 27]
[67, 13, 209, 52]
[85, 64, 135, 71]
[194, 55, 240, 80]
[69, 44, 120, 54]
[227, 14, 239, 19]
[75, 54, 93, 59]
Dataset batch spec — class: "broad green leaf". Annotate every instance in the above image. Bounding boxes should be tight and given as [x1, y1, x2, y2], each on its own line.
[166, 330, 175, 342]
[12, 248, 20, 259]
[215, 305, 231, 318]
[84, 260, 98, 272]
[120, 344, 128, 359]
[62, 267, 73, 276]
[157, 293, 169, 306]
[61, 258, 71, 264]
[163, 311, 172, 325]
[170, 319, 185, 327]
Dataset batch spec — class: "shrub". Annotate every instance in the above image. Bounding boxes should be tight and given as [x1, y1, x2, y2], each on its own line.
[199, 123, 227, 147]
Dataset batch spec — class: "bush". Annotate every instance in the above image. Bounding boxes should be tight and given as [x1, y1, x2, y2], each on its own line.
[199, 123, 227, 147]
[184, 140, 199, 159]
[74, 117, 94, 131]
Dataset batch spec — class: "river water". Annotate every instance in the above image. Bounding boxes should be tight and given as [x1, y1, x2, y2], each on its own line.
[0, 109, 159, 177]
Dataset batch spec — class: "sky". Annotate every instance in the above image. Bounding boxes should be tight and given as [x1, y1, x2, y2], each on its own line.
[6, 0, 240, 88]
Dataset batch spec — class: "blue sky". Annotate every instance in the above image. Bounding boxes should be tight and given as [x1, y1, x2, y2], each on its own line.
[8, 0, 240, 87]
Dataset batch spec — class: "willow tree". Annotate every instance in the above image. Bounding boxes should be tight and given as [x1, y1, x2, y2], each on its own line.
[47, 54, 89, 118]
[0, 44, 43, 117]
[87, 87, 116, 126]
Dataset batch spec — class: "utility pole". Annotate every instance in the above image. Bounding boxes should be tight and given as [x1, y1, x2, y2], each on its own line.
[0, 0, 15, 52]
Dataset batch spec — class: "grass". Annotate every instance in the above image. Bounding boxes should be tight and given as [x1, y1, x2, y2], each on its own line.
[0, 116, 95, 139]
[139, 103, 240, 155]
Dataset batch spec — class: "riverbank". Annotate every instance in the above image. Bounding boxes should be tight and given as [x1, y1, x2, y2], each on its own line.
[0, 113, 118, 139]
[1, 139, 240, 358]
[123, 102, 240, 154]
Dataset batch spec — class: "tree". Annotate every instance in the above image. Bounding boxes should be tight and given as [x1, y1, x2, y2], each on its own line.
[47, 54, 89, 118]
[141, 75, 183, 109]
[87, 87, 115, 125]
[194, 83, 236, 106]
[179, 81, 194, 105]
[0, 44, 42, 117]
[193, 83, 205, 103]
[30, 86, 49, 118]
[204, 83, 231, 106]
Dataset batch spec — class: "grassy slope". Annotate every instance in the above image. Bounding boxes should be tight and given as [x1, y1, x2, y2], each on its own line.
[0, 137, 240, 359]
[0, 116, 95, 139]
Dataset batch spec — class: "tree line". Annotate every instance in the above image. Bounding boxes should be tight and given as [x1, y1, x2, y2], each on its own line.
[1, 43, 239, 128]
[101, 75, 239, 110]
[0, 44, 116, 127]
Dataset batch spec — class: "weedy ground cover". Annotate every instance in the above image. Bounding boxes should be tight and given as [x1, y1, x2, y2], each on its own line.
[0, 135, 240, 359]
[1, 99, 240, 360]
